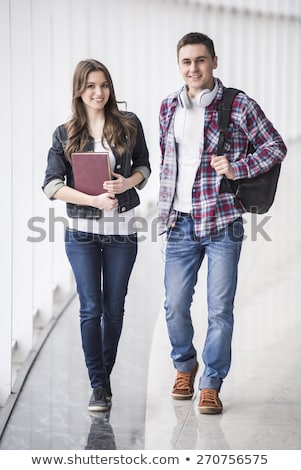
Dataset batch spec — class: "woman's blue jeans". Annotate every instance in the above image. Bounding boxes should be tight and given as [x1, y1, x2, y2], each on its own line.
[65, 228, 137, 389]
[164, 216, 244, 392]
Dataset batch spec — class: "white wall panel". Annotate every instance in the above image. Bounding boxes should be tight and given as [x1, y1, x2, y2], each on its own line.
[50, 0, 77, 306]
[0, 0, 13, 405]
[289, 16, 301, 140]
[70, 0, 89, 63]
[31, 0, 54, 330]
[85, 0, 106, 59]
[10, 0, 34, 365]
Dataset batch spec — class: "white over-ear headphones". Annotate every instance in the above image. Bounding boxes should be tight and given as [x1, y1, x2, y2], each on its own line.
[178, 79, 218, 109]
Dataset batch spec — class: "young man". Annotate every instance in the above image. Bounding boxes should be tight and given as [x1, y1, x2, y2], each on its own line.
[158, 32, 287, 414]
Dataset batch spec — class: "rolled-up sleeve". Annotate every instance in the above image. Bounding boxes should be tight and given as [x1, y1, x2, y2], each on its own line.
[43, 178, 66, 200]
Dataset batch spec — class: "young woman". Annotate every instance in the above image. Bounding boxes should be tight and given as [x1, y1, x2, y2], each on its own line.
[43, 59, 150, 412]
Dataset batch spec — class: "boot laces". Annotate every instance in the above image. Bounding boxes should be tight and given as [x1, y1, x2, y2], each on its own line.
[175, 371, 194, 390]
[201, 388, 218, 404]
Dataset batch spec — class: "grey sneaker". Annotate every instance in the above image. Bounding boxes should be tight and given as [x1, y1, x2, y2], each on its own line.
[88, 386, 109, 412]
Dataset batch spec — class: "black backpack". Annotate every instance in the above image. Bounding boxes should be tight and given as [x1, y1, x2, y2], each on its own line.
[217, 87, 281, 214]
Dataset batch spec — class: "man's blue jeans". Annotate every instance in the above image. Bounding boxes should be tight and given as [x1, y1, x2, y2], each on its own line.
[164, 215, 244, 392]
[65, 228, 137, 389]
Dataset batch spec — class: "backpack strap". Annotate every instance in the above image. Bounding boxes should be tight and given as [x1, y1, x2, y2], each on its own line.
[217, 87, 241, 156]
[217, 87, 244, 198]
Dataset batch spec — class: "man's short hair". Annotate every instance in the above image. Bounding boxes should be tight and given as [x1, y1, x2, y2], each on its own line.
[177, 32, 216, 60]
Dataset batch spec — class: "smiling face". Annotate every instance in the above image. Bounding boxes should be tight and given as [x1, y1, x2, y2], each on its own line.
[80, 70, 110, 112]
[178, 43, 218, 98]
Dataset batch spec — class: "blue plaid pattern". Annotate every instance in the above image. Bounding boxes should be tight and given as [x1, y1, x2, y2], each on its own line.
[158, 79, 287, 237]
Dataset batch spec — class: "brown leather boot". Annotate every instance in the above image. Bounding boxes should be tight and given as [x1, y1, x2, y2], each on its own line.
[198, 388, 223, 414]
[171, 362, 199, 400]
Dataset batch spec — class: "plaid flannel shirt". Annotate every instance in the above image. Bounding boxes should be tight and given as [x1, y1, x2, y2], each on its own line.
[158, 78, 287, 238]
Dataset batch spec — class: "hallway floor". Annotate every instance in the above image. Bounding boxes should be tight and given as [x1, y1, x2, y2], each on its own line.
[1, 226, 300, 452]
[1, 146, 301, 456]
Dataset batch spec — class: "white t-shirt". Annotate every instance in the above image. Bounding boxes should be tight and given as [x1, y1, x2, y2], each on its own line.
[173, 100, 205, 213]
[69, 140, 136, 235]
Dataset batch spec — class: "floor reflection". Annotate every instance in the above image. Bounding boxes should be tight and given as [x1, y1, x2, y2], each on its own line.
[85, 409, 116, 450]
[170, 401, 198, 449]
[171, 401, 230, 450]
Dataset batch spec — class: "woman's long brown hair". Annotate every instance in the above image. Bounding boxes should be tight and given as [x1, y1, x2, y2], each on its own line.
[65, 59, 137, 161]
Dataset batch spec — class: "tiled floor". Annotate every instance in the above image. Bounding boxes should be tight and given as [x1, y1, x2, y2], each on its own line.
[1, 144, 301, 451]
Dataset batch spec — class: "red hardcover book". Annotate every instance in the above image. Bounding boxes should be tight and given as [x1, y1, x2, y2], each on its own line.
[71, 152, 111, 195]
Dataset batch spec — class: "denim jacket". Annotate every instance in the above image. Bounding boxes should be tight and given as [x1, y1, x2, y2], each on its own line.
[43, 112, 151, 219]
